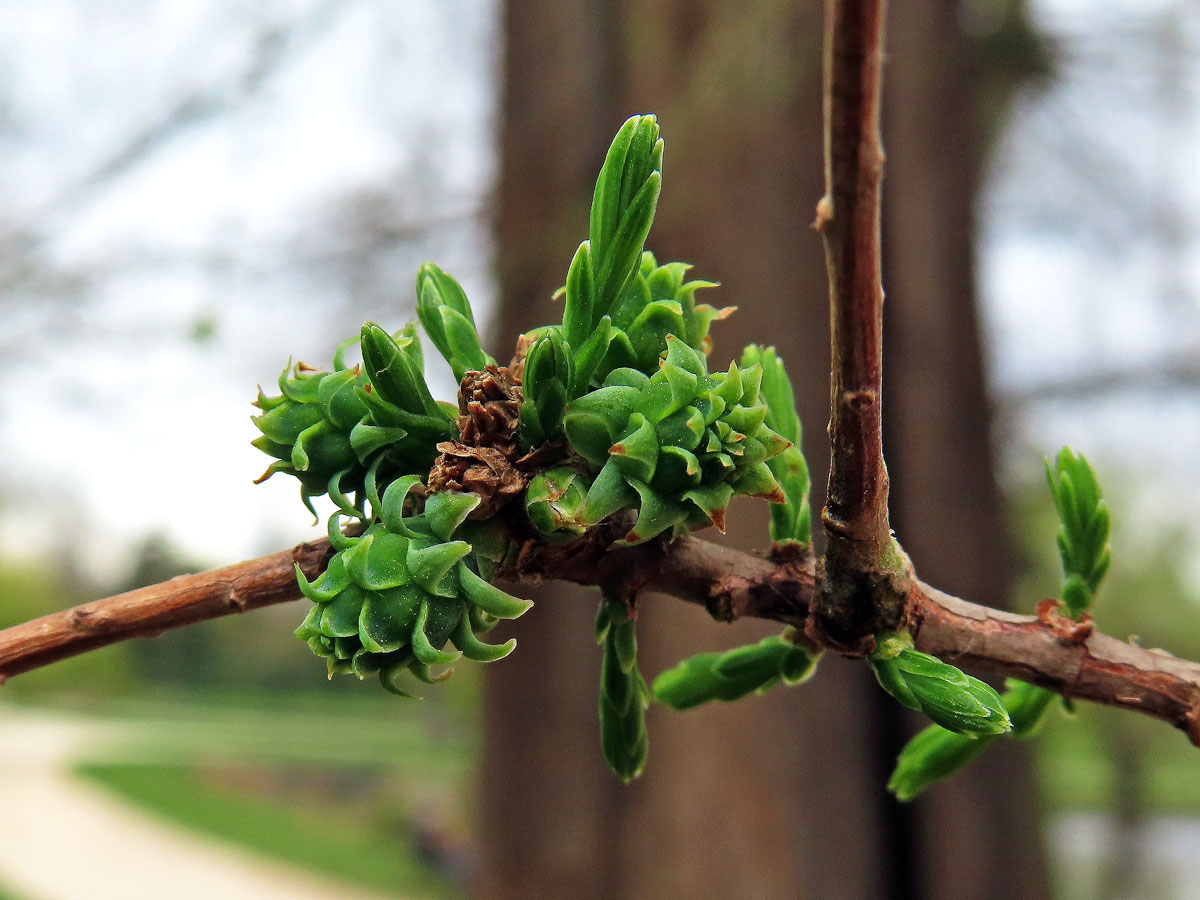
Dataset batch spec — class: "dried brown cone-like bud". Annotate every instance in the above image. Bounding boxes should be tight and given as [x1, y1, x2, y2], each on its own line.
[456, 365, 522, 450]
[429, 364, 527, 519]
[428, 442, 527, 519]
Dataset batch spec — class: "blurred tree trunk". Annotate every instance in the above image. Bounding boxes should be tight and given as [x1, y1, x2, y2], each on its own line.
[881, 3, 1051, 899]
[479, 2, 1049, 899]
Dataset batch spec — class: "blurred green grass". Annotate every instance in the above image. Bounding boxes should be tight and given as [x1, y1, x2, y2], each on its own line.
[78, 761, 461, 899]
[21, 686, 476, 772]
[53, 687, 475, 898]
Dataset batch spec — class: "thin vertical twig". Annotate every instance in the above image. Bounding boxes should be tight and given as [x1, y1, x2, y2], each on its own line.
[811, 0, 899, 646]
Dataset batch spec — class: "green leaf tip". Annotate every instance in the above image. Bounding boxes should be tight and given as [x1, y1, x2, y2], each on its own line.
[415, 263, 494, 382]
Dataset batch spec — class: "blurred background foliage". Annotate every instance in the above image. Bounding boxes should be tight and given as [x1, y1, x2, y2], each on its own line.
[1, 1, 1199, 899]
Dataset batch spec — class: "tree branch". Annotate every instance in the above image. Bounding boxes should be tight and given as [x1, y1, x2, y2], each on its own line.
[0, 539, 333, 683]
[4, 534, 1199, 749]
[811, 0, 899, 647]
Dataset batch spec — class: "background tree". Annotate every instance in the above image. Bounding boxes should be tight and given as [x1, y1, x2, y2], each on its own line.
[485, 1, 1049, 897]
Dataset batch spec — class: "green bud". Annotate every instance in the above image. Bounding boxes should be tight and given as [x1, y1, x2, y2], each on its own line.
[293, 491, 530, 695]
[416, 263, 493, 382]
[596, 596, 649, 782]
[653, 632, 821, 710]
[564, 337, 787, 545]
[360, 322, 444, 419]
[1045, 447, 1111, 612]
[886, 677, 1061, 801]
[589, 115, 664, 320]
[525, 467, 590, 540]
[869, 638, 1012, 737]
[520, 329, 573, 447]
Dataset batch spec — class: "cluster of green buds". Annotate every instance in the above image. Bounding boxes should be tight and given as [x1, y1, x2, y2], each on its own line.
[559, 336, 790, 545]
[253, 112, 821, 781]
[252, 327, 456, 516]
[887, 447, 1111, 800]
[254, 110, 1124, 796]
[294, 471, 529, 695]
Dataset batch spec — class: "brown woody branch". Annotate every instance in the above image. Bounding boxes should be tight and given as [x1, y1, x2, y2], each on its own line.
[3, 534, 1200, 746]
[0, 539, 334, 683]
[811, 0, 901, 649]
[816, 0, 889, 560]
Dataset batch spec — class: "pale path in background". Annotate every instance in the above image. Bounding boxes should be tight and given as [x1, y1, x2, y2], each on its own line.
[0, 707, 404, 900]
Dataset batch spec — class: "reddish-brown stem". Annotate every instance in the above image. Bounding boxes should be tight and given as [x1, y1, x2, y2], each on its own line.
[816, 0, 889, 564]
[0, 539, 334, 683]
[811, 0, 900, 649]
[3, 535, 1199, 747]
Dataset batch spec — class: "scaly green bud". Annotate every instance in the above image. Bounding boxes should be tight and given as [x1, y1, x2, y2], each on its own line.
[596, 593, 649, 782]
[653, 629, 820, 710]
[869, 634, 1012, 737]
[294, 479, 530, 696]
[525, 467, 590, 541]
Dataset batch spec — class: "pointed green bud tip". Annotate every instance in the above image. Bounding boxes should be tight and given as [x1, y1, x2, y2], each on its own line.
[1043, 446, 1110, 611]
[895, 649, 1012, 736]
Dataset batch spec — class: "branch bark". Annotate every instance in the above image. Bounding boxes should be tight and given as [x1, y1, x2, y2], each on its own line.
[811, 0, 900, 648]
[4, 534, 1200, 749]
[0, 539, 333, 683]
